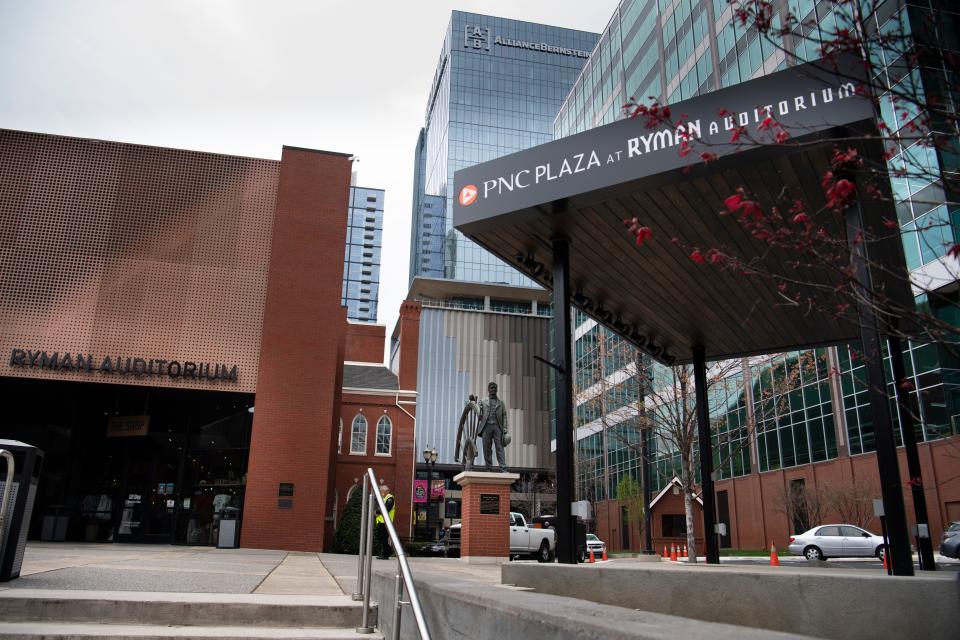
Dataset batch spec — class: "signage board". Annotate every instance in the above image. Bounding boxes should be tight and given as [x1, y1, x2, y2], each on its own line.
[106, 415, 150, 438]
[479, 493, 500, 515]
[8, 348, 239, 382]
[413, 480, 428, 504]
[454, 59, 873, 230]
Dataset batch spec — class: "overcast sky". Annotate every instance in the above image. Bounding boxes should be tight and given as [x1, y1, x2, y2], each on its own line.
[0, 0, 613, 361]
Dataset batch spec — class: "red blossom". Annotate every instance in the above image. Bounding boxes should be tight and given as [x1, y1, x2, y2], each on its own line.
[724, 194, 743, 212]
[690, 249, 705, 264]
[792, 213, 809, 224]
[825, 178, 856, 210]
[700, 152, 718, 163]
[882, 218, 899, 229]
[775, 130, 790, 143]
[730, 126, 746, 142]
[948, 244, 960, 260]
[758, 115, 774, 130]
[740, 200, 764, 221]
[637, 227, 653, 247]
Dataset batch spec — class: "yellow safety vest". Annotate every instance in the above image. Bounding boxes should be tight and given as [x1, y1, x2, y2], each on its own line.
[376, 493, 396, 524]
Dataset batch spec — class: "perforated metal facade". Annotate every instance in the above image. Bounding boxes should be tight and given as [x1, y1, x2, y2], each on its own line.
[0, 129, 279, 393]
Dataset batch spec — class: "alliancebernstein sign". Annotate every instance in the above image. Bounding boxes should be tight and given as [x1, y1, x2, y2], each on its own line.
[8, 348, 239, 382]
[464, 25, 590, 58]
[453, 60, 874, 226]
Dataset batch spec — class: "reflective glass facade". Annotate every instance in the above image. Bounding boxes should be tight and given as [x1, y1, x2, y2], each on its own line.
[409, 11, 599, 286]
[342, 186, 384, 322]
[567, 0, 960, 501]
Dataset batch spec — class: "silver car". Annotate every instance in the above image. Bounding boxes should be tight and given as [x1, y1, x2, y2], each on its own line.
[788, 524, 886, 561]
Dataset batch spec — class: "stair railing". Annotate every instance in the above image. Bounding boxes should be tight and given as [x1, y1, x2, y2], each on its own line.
[353, 467, 430, 640]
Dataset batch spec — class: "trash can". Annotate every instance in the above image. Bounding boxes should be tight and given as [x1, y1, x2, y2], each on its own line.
[0, 440, 44, 581]
[217, 508, 241, 549]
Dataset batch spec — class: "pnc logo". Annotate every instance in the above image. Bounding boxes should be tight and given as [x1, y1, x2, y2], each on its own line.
[459, 184, 478, 206]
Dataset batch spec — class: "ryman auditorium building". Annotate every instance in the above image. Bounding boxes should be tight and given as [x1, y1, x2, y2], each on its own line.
[0, 128, 419, 551]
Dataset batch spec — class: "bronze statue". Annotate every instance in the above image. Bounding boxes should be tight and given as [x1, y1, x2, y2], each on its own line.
[477, 382, 510, 472]
[454, 395, 480, 470]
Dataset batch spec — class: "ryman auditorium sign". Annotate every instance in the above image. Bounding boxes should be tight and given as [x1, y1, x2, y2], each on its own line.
[8, 348, 239, 382]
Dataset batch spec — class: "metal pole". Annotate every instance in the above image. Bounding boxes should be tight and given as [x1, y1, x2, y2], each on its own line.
[887, 334, 936, 571]
[692, 346, 720, 564]
[0, 450, 14, 549]
[552, 236, 575, 564]
[353, 476, 370, 600]
[391, 565, 404, 640]
[639, 373, 654, 554]
[357, 493, 376, 634]
[844, 197, 914, 576]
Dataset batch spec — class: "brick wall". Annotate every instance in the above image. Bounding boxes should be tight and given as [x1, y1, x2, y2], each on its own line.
[345, 322, 386, 364]
[395, 301, 421, 390]
[335, 392, 416, 540]
[460, 482, 510, 557]
[241, 146, 352, 552]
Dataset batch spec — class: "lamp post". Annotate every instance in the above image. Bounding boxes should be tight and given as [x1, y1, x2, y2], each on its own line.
[423, 447, 438, 539]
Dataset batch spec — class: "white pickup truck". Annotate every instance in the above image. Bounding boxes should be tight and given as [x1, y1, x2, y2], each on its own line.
[446, 512, 555, 562]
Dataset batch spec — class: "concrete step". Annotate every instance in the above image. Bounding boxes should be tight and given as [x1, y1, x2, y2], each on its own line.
[0, 623, 383, 639]
[0, 590, 375, 629]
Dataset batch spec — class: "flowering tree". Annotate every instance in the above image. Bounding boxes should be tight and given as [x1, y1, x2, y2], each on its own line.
[622, 0, 959, 359]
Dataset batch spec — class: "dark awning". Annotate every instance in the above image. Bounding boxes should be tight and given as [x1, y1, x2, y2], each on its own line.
[453, 60, 911, 364]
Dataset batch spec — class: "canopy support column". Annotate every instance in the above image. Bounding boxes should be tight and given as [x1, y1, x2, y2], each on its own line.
[845, 197, 914, 576]
[888, 333, 935, 571]
[552, 235, 576, 564]
[692, 345, 720, 564]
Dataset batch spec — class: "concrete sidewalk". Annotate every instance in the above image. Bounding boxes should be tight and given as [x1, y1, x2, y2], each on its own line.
[10, 542, 342, 595]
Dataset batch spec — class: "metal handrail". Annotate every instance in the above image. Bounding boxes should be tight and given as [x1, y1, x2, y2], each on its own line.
[354, 468, 431, 640]
[0, 450, 13, 548]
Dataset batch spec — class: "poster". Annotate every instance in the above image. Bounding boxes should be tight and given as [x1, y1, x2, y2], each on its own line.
[413, 479, 428, 503]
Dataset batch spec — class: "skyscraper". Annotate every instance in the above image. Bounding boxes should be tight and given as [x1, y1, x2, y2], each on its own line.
[410, 11, 599, 287]
[342, 186, 384, 322]
[403, 13, 599, 533]
[555, 0, 960, 552]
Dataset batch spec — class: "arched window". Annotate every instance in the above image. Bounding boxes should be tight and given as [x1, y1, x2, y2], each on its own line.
[350, 414, 368, 455]
[375, 415, 392, 456]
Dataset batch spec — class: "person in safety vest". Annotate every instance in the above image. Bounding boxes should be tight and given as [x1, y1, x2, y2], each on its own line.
[376, 484, 396, 560]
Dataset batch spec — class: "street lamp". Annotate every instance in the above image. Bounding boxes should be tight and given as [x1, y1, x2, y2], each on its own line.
[423, 447, 438, 539]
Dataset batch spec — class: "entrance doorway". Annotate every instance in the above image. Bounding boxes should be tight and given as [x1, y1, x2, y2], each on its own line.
[1, 376, 253, 545]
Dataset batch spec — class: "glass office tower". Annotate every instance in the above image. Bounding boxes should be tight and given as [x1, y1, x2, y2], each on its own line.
[558, 0, 959, 511]
[409, 11, 599, 287]
[342, 186, 384, 322]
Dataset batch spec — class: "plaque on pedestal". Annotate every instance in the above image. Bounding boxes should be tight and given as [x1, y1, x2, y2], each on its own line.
[453, 471, 519, 564]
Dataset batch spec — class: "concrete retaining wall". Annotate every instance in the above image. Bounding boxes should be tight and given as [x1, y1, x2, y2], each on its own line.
[501, 562, 960, 640]
[366, 564, 816, 640]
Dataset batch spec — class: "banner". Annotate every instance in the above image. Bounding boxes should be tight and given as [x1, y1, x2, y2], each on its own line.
[413, 480, 428, 504]
[431, 479, 445, 499]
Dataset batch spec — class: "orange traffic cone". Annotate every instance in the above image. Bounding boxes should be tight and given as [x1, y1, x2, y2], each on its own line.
[662, 545, 668, 558]
[588, 548, 595, 563]
[881, 551, 888, 572]
[682, 545, 688, 559]
[670, 543, 678, 562]
[601, 548, 608, 562]
[769, 542, 780, 566]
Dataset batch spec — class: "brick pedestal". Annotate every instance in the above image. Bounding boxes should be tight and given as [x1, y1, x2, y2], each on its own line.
[454, 471, 519, 564]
